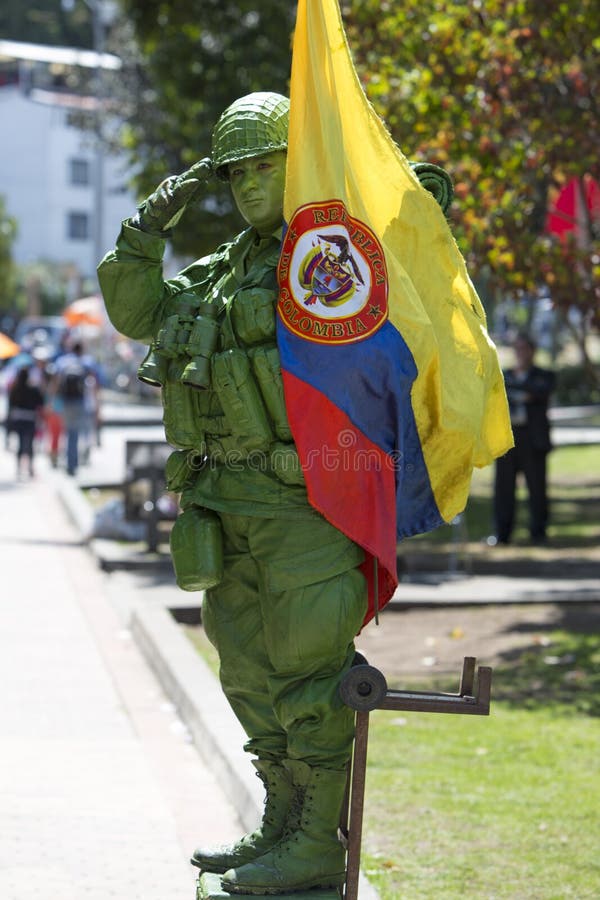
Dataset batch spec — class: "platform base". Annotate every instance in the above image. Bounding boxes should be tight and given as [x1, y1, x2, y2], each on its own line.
[196, 871, 342, 900]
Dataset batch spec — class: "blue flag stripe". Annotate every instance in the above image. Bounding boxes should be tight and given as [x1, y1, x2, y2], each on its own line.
[277, 319, 443, 537]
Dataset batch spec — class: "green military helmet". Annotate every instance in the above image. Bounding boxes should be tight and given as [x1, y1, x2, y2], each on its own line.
[211, 92, 289, 181]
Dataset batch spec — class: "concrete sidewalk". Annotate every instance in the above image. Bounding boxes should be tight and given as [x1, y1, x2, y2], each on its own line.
[0, 445, 243, 900]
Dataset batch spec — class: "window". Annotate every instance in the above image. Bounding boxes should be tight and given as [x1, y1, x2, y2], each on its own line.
[67, 212, 90, 240]
[69, 158, 90, 186]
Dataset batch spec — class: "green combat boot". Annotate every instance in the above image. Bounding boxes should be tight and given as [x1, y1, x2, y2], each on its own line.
[220, 759, 347, 895]
[190, 759, 292, 873]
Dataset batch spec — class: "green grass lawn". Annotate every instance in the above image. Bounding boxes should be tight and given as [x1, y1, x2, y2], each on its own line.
[363, 622, 600, 899]
[362, 699, 600, 899]
[363, 444, 600, 897]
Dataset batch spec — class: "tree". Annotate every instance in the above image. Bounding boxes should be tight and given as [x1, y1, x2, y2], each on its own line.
[0, 196, 18, 314]
[342, 0, 600, 374]
[14, 261, 72, 318]
[107, 0, 297, 258]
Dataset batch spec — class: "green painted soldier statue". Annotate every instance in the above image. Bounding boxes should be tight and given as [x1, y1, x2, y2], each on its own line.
[98, 93, 367, 895]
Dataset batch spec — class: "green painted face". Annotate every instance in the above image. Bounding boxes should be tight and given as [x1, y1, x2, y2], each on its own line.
[229, 150, 286, 236]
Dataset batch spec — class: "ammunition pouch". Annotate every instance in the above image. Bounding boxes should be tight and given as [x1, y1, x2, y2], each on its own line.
[229, 287, 277, 345]
[155, 312, 194, 359]
[249, 345, 293, 443]
[181, 301, 220, 389]
[211, 349, 274, 453]
[161, 358, 207, 450]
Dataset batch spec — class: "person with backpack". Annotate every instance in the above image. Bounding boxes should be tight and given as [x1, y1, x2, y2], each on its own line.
[52, 341, 97, 476]
[7, 365, 45, 480]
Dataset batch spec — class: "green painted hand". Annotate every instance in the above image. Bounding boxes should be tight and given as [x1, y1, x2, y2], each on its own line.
[133, 158, 213, 234]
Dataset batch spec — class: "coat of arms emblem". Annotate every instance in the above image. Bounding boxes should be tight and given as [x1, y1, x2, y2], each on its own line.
[278, 200, 388, 344]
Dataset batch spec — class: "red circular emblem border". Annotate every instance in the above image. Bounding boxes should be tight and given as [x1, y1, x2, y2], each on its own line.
[277, 200, 389, 345]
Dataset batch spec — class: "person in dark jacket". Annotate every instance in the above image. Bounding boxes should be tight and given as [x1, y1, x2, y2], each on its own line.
[7, 366, 45, 479]
[492, 333, 555, 544]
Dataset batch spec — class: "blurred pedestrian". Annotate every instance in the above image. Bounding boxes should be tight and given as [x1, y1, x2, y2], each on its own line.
[7, 365, 45, 479]
[52, 341, 98, 476]
[492, 333, 555, 545]
[43, 383, 65, 468]
[80, 358, 101, 463]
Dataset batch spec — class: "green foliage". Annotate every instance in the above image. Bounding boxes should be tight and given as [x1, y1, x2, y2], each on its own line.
[0, 196, 17, 313]
[343, 0, 600, 329]
[110, 0, 296, 257]
[555, 363, 600, 405]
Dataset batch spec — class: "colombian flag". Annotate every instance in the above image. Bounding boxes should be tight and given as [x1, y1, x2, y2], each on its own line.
[277, 0, 513, 625]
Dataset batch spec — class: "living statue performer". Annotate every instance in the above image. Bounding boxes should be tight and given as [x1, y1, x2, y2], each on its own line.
[99, 91, 457, 894]
[99, 93, 370, 895]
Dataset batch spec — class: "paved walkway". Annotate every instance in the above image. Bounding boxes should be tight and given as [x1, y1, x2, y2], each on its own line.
[0, 444, 241, 900]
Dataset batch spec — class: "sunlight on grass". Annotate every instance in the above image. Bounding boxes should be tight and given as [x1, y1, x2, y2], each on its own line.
[363, 700, 600, 899]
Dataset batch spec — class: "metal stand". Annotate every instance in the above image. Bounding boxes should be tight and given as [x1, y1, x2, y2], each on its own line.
[338, 656, 492, 900]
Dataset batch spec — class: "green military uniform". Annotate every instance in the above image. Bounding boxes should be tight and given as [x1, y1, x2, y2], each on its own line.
[98, 187, 365, 891]
[99, 217, 366, 763]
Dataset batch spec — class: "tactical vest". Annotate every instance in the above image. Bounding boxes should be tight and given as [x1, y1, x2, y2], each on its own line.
[137, 243, 302, 487]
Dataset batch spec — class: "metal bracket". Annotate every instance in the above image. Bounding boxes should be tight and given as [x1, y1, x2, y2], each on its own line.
[339, 656, 492, 900]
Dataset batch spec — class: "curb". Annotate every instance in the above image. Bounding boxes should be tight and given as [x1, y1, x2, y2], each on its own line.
[130, 603, 264, 833]
[50, 468, 94, 539]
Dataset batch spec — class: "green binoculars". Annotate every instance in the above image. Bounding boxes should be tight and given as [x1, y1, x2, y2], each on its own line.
[137, 344, 169, 387]
[137, 296, 220, 390]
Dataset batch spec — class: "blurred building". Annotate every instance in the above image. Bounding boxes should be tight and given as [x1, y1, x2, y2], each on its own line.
[0, 39, 137, 286]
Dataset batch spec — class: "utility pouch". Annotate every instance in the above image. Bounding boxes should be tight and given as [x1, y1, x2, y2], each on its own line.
[230, 287, 277, 345]
[164, 449, 204, 493]
[161, 359, 206, 450]
[211, 349, 273, 452]
[249, 345, 292, 443]
[181, 301, 220, 390]
[270, 442, 305, 485]
[170, 507, 223, 591]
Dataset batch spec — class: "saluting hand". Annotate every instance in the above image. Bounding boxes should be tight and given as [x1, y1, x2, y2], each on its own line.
[132, 158, 213, 235]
